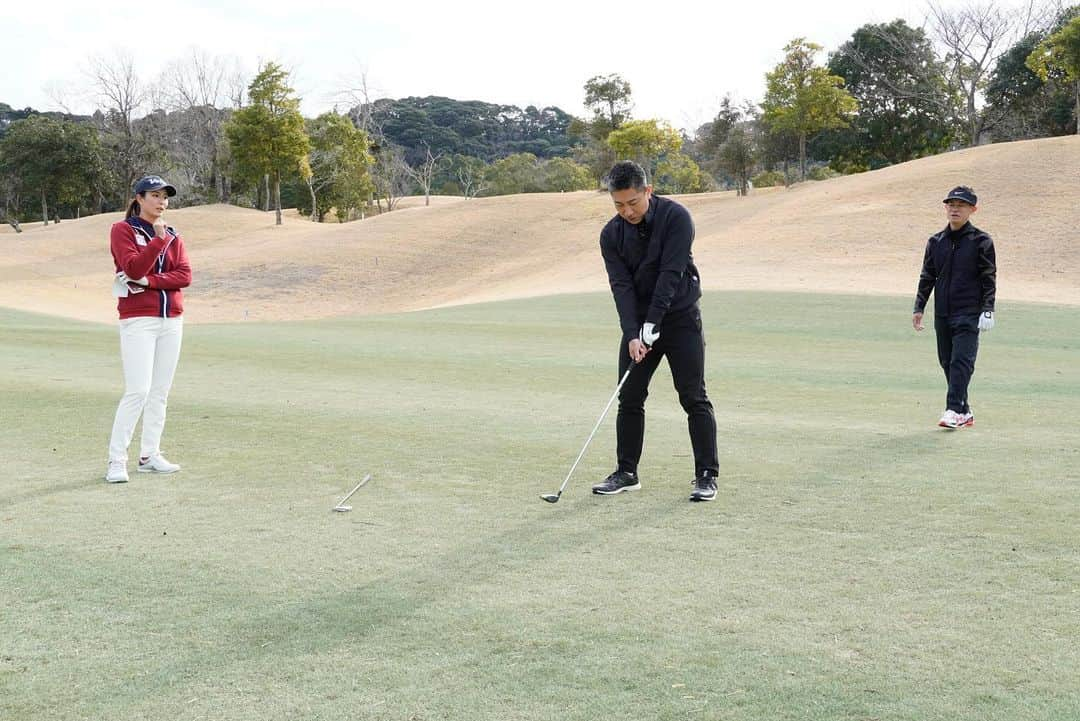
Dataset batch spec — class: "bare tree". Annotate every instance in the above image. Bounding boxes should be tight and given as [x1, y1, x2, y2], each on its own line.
[85, 51, 161, 204]
[457, 159, 488, 199]
[370, 144, 410, 212]
[927, 0, 1054, 144]
[157, 49, 246, 202]
[334, 69, 405, 213]
[1, 175, 22, 232]
[405, 145, 443, 206]
[336, 69, 383, 136]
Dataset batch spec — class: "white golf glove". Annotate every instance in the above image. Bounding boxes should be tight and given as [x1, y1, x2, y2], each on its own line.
[639, 322, 660, 347]
[112, 272, 148, 297]
[978, 311, 995, 332]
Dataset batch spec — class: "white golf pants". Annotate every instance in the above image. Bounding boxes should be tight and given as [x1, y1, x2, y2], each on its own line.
[107, 316, 184, 463]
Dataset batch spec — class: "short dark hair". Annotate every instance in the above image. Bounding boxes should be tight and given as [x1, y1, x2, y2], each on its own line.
[605, 161, 648, 192]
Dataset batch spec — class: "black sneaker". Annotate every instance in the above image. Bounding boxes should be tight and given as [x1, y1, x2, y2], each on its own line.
[690, 472, 718, 502]
[592, 470, 641, 495]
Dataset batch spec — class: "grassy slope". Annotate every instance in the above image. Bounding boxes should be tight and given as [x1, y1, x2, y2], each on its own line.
[2, 136, 1078, 324]
[2, 292, 1079, 721]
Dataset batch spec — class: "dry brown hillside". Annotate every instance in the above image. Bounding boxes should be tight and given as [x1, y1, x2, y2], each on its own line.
[1, 135, 1077, 324]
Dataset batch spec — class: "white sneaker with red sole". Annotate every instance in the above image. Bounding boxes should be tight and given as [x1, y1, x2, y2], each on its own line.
[938, 410, 962, 429]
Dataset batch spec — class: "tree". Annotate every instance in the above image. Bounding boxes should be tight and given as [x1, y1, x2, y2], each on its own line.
[357, 96, 579, 164]
[486, 153, 541, 195]
[225, 62, 310, 225]
[85, 51, 162, 207]
[303, 111, 375, 222]
[826, 20, 958, 169]
[583, 74, 633, 139]
[927, 0, 1051, 144]
[370, 142, 411, 212]
[572, 73, 636, 183]
[0, 172, 23, 231]
[156, 49, 246, 201]
[606, 119, 683, 178]
[693, 98, 758, 194]
[1027, 14, 1080, 133]
[718, 125, 757, 196]
[405, 144, 443, 206]
[538, 157, 594, 192]
[694, 96, 743, 161]
[654, 153, 710, 194]
[449, 154, 488, 198]
[761, 38, 858, 180]
[0, 115, 105, 225]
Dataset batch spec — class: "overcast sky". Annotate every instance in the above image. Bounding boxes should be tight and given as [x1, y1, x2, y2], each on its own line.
[0, 0, 1034, 132]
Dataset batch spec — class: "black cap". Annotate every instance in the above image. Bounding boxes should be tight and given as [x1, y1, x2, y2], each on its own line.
[943, 186, 977, 205]
[133, 175, 177, 197]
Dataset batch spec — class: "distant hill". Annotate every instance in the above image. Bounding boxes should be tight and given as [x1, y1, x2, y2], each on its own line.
[362, 96, 580, 164]
[1, 136, 1077, 324]
[0, 102, 93, 138]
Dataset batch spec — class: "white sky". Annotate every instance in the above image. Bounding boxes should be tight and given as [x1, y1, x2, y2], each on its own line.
[0, 0, 1031, 132]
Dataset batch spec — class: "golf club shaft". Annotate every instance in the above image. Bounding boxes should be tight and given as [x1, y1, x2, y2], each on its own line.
[336, 474, 372, 506]
[555, 365, 634, 496]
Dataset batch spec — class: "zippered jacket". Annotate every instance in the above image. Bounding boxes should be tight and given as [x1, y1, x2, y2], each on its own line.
[914, 221, 996, 317]
[110, 217, 192, 319]
[600, 194, 702, 338]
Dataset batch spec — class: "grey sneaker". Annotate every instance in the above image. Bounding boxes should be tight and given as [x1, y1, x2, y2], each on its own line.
[690, 471, 718, 502]
[138, 454, 180, 474]
[592, 470, 640, 495]
[105, 461, 129, 484]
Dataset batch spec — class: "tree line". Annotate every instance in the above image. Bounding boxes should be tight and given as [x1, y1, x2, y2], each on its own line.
[1, 1, 1076, 230]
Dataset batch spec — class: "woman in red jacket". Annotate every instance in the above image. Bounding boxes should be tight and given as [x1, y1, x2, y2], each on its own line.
[105, 176, 192, 483]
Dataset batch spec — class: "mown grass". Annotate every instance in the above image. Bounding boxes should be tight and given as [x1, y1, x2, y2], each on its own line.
[2, 291, 1078, 721]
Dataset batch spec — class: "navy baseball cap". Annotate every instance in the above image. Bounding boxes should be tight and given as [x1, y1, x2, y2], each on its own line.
[133, 175, 176, 197]
[942, 186, 977, 205]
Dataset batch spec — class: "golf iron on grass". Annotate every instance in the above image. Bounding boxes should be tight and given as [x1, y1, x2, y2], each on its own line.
[333, 474, 372, 512]
[541, 365, 634, 504]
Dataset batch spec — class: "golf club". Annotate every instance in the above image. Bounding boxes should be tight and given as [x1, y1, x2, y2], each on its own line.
[333, 473, 372, 512]
[541, 364, 635, 503]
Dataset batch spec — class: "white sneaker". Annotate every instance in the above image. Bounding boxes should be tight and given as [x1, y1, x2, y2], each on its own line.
[138, 454, 181, 474]
[959, 411, 974, 427]
[105, 461, 129, 483]
[938, 410, 962, 429]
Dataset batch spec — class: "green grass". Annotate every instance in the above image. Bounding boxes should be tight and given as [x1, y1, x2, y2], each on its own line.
[2, 291, 1079, 721]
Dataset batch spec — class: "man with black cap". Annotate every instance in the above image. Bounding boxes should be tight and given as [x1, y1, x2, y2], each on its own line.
[913, 186, 997, 429]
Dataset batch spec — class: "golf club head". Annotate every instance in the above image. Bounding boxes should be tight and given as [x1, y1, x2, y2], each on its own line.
[333, 505, 352, 512]
[540, 493, 561, 504]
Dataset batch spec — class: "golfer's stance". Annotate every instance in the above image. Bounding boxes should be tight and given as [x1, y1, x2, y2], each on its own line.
[105, 176, 192, 483]
[594, 161, 720, 502]
[913, 186, 997, 429]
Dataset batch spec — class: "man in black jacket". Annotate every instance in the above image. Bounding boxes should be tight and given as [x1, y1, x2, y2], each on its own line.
[913, 186, 997, 429]
[592, 161, 720, 502]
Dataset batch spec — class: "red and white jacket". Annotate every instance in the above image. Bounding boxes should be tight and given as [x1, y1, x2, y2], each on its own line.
[110, 217, 192, 320]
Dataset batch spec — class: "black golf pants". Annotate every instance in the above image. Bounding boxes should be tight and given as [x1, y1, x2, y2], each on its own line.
[615, 305, 719, 478]
[935, 313, 980, 414]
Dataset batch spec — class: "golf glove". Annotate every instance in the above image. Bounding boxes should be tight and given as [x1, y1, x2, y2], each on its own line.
[112, 272, 145, 298]
[639, 322, 660, 347]
[978, 311, 994, 332]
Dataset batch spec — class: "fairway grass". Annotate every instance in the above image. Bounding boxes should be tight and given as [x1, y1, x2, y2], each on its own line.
[2, 292, 1079, 721]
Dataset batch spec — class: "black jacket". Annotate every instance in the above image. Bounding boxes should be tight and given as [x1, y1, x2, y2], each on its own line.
[914, 222, 996, 317]
[600, 194, 702, 337]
